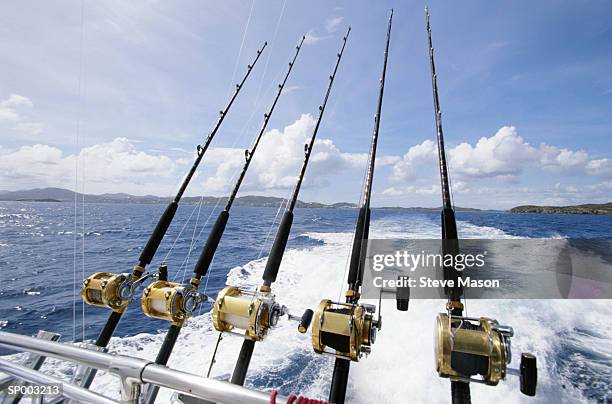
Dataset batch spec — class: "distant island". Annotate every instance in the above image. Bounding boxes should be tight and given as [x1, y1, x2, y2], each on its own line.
[0, 187, 355, 209]
[0, 187, 482, 212]
[510, 202, 612, 215]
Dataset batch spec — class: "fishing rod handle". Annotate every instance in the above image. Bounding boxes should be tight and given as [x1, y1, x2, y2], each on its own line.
[262, 211, 294, 285]
[144, 325, 182, 404]
[193, 210, 230, 279]
[328, 358, 350, 404]
[230, 339, 256, 386]
[451, 381, 471, 404]
[346, 206, 368, 289]
[137, 201, 178, 268]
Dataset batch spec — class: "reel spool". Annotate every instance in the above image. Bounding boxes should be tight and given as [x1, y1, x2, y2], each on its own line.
[82, 272, 134, 313]
[311, 300, 381, 362]
[435, 313, 537, 395]
[141, 281, 204, 326]
[212, 286, 287, 341]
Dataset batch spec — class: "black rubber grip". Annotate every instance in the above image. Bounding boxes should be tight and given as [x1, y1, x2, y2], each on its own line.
[230, 339, 255, 386]
[193, 210, 229, 278]
[520, 353, 537, 396]
[329, 358, 350, 404]
[95, 311, 122, 348]
[298, 309, 314, 333]
[144, 325, 182, 404]
[347, 206, 367, 286]
[156, 325, 181, 365]
[83, 311, 123, 389]
[451, 381, 471, 404]
[138, 201, 178, 266]
[262, 211, 293, 284]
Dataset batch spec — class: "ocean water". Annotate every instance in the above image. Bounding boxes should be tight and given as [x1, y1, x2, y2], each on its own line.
[0, 201, 611, 403]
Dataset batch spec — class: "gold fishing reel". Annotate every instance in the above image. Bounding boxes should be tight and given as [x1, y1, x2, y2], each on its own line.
[212, 286, 291, 341]
[82, 266, 159, 313]
[311, 300, 381, 362]
[141, 280, 207, 326]
[435, 313, 537, 396]
[82, 272, 136, 313]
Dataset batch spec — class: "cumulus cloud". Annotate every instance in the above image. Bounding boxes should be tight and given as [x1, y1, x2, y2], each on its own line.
[0, 94, 43, 135]
[586, 158, 612, 178]
[201, 114, 365, 193]
[0, 94, 33, 108]
[0, 137, 174, 193]
[0, 94, 33, 122]
[388, 126, 612, 189]
[390, 139, 437, 182]
[448, 126, 538, 178]
[539, 144, 589, 174]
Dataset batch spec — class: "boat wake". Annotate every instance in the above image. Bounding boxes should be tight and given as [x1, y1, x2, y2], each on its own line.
[36, 215, 610, 403]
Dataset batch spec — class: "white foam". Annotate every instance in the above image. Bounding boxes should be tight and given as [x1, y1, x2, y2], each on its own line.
[41, 217, 607, 403]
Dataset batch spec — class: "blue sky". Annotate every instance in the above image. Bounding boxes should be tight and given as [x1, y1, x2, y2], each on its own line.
[0, 1, 611, 209]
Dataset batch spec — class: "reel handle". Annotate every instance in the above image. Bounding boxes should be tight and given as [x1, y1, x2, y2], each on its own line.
[520, 353, 537, 396]
[395, 276, 410, 312]
[298, 309, 314, 333]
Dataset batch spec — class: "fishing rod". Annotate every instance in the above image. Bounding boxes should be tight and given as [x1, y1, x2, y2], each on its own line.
[425, 8, 537, 403]
[208, 27, 351, 387]
[78, 41, 267, 388]
[297, 11, 393, 404]
[140, 36, 306, 404]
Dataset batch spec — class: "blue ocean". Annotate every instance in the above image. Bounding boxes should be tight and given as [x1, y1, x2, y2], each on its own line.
[0, 201, 611, 403]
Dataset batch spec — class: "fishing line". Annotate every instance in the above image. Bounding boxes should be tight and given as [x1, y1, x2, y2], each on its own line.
[198, 0, 289, 296]
[72, 0, 86, 343]
[225, 0, 256, 100]
[164, 0, 261, 273]
[256, 188, 291, 260]
[162, 194, 203, 262]
[338, 138, 371, 303]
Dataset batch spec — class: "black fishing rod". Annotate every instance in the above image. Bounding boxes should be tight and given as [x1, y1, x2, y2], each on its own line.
[221, 27, 351, 387]
[322, 10, 392, 404]
[424, 7, 469, 403]
[425, 8, 537, 403]
[140, 36, 305, 404]
[78, 42, 266, 389]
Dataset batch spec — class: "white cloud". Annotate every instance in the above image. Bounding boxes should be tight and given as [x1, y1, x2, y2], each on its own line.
[390, 139, 437, 182]
[586, 158, 612, 178]
[201, 114, 364, 193]
[539, 144, 589, 174]
[0, 94, 43, 134]
[0, 94, 33, 122]
[0, 108, 19, 122]
[389, 126, 612, 184]
[0, 94, 33, 108]
[304, 30, 326, 45]
[448, 126, 538, 178]
[325, 16, 344, 33]
[0, 137, 175, 193]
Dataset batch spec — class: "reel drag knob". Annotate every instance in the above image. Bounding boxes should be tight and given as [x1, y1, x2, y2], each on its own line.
[298, 309, 314, 333]
[520, 353, 537, 396]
